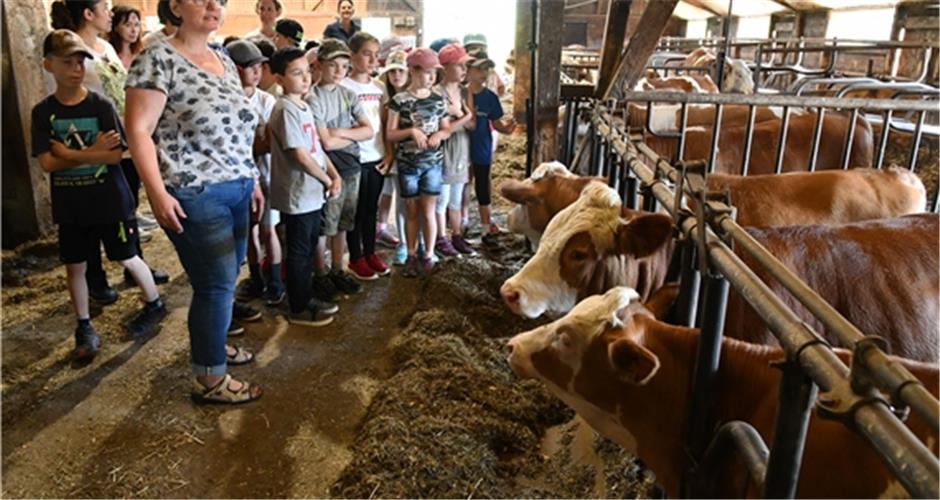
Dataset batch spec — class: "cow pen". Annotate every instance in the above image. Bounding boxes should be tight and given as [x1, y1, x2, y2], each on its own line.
[560, 91, 940, 497]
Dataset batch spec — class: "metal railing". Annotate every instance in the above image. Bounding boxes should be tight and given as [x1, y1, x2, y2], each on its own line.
[588, 102, 939, 498]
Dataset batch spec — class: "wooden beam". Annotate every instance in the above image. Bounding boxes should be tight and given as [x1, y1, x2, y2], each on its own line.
[768, 0, 800, 11]
[604, 0, 680, 99]
[2, 0, 54, 240]
[565, 0, 599, 11]
[532, 0, 566, 165]
[594, 0, 632, 98]
[512, 0, 533, 123]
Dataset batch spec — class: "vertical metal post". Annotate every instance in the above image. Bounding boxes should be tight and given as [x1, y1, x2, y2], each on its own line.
[526, 0, 538, 176]
[762, 361, 818, 499]
[707, 104, 724, 174]
[875, 110, 893, 169]
[669, 241, 701, 328]
[807, 107, 826, 172]
[840, 109, 859, 170]
[754, 44, 763, 92]
[774, 106, 791, 174]
[676, 102, 690, 163]
[740, 104, 758, 176]
[596, 133, 608, 178]
[563, 99, 575, 166]
[525, 98, 534, 177]
[625, 175, 638, 210]
[908, 110, 925, 172]
[684, 271, 731, 492]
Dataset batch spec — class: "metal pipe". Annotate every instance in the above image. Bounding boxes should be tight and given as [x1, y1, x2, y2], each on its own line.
[677, 102, 689, 162]
[840, 109, 860, 170]
[807, 107, 826, 172]
[740, 104, 758, 176]
[907, 110, 925, 172]
[671, 241, 701, 328]
[696, 421, 769, 497]
[763, 362, 818, 499]
[774, 106, 791, 174]
[687, 272, 731, 459]
[563, 99, 575, 166]
[707, 104, 723, 174]
[875, 109, 893, 169]
[617, 91, 937, 113]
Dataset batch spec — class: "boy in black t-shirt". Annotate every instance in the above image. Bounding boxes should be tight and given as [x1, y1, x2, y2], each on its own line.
[32, 30, 168, 363]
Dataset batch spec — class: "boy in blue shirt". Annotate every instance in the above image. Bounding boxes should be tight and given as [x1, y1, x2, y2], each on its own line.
[466, 50, 515, 241]
[32, 31, 167, 363]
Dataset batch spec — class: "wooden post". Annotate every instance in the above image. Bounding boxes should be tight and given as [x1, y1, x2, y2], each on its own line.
[512, 0, 533, 123]
[532, 0, 565, 165]
[2, 1, 54, 244]
[594, 0, 632, 98]
[603, 0, 680, 99]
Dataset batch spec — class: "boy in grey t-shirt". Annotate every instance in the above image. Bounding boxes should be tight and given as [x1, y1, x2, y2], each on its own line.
[268, 47, 341, 327]
[308, 38, 374, 296]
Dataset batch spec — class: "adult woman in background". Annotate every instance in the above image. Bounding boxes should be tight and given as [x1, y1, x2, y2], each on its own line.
[244, 0, 282, 45]
[109, 5, 143, 70]
[322, 0, 360, 44]
[126, 0, 264, 404]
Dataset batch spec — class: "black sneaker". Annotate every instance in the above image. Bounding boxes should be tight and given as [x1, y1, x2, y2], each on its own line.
[125, 298, 168, 339]
[89, 286, 119, 305]
[72, 322, 101, 363]
[308, 297, 339, 315]
[287, 307, 335, 327]
[264, 284, 286, 307]
[232, 302, 262, 322]
[124, 267, 170, 285]
[330, 269, 362, 296]
[237, 278, 265, 300]
[312, 274, 340, 303]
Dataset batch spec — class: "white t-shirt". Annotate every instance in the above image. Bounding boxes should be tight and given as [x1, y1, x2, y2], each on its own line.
[244, 28, 275, 45]
[340, 76, 385, 163]
[248, 88, 277, 185]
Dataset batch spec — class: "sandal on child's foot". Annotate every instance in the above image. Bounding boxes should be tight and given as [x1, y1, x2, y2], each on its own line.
[226, 345, 254, 366]
[191, 374, 262, 405]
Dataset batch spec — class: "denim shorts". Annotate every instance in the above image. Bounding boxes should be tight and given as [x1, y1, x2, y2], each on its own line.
[398, 162, 442, 198]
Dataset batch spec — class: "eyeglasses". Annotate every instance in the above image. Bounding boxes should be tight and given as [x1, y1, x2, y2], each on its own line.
[190, 0, 228, 7]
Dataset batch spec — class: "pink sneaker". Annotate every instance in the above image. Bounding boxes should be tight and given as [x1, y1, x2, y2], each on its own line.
[365, 254, 390, 276]
[348, 256, 378, 281]
[376, 228, 400, 248]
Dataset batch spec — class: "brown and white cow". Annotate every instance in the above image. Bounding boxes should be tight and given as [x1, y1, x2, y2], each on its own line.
[684, 47, 755, 94]
[501, 165, 926, 245]
[642, 110, 874, 174]
[634, 69, 720, 93]
[500, 183, 939, 362]
[627, 102, 783, 133]
[506, 287, 939, 498]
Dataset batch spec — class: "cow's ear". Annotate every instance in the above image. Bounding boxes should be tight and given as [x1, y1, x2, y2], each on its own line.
[499, 180, 539, 204]
[644, 282, 679, 320]
[608, 338, 660, 385]
[615, 213, 673, 257]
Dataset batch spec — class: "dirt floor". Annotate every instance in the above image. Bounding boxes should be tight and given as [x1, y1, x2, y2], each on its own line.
[1, 131, 657, 498]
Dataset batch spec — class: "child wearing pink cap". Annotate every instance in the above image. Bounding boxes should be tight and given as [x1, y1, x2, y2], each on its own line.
[385, 48, 452, 277]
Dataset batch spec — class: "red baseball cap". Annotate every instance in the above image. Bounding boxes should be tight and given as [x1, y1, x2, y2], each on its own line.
[438, 43, 470, 65]
[406, 47, 442, 70]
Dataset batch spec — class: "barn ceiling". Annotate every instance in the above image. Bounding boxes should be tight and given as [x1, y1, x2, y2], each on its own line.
[672, 0, 906, 19]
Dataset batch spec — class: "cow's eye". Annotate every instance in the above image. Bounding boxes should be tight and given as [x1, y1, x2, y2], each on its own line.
[571, 250, 589, 261]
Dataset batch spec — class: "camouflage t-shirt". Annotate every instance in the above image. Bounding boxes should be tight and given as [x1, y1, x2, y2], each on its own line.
[125, 38, 259, 188]
[388, 90, 446, 169]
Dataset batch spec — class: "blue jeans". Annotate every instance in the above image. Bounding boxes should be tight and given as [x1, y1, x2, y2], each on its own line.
[165, 178, 253, 376]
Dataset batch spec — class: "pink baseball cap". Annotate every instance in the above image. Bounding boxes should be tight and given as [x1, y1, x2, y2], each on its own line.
[438, 43, 470, 65]
[406, 47, 441, 70]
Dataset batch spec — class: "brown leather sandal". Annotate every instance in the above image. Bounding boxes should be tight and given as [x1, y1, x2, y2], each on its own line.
[191, 374, 262, 405]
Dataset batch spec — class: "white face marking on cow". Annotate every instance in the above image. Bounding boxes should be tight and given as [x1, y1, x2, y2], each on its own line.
[507, 287, 642, 451]
[530, 161, 574, 181]
[723, 59, 754, 94]
[502, 182, 623, 318]
[507, 204, 542, 247]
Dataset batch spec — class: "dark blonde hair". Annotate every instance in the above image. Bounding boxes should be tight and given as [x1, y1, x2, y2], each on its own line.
[256, 0, 283, 13]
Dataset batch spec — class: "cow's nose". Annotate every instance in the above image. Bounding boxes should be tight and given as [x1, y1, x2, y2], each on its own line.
[501, 282, 520, 307]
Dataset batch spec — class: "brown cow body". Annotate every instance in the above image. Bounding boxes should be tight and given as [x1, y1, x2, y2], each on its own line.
[501, 166, 926, 245]
[501, 183, 939, 362]
[643, 110, 875, 174]
[507, 288, 939, 498]
[635, 70, 720, 93]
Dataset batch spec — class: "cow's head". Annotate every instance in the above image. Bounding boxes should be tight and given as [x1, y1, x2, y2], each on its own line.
[500, 163, 598, 247]
[722, 59, 754, 94]
[507, 286, 658, 385]
[500, 182, 673, 318]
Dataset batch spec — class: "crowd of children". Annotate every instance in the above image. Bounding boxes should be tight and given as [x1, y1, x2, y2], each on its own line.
[33, 0, 514, 404]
